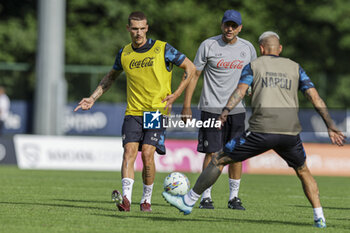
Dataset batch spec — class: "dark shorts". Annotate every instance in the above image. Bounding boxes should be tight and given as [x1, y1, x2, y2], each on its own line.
[224, 131, 306, 168]
[122, 115, 166, 155]
[197, 111, 245, 153]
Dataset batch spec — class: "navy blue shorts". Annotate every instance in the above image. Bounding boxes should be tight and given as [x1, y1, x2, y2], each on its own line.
[224, 131, 306, 168]
[122, 115, 166, 155]
[197, 111, 245, 153]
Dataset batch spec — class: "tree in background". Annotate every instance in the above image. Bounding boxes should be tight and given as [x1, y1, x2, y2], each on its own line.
[0, 0, 349, 107]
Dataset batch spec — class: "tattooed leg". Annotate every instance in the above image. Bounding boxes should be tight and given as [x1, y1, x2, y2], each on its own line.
[141, 144, 157, 185]
[193, 151, 236, 195]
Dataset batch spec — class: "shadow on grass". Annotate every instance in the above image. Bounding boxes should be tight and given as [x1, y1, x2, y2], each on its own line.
[0, 201, 113, 212]
[93, 213, 208, 222]
[52, 199, 170, 207]
[53, 198, 111, 204]
[92, 213, 317, 227]
[102, 213, 350, 230]
[291, 204, 350, 210]
[214, 217, 349, 230]
[148, 202, 173, 207]
[0, 199, 170, 213]
[2, 201, 347, 229]
[53, 198, 170, 208]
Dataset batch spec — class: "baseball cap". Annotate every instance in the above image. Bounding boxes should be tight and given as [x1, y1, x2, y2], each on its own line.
[222, 10, 242, 25]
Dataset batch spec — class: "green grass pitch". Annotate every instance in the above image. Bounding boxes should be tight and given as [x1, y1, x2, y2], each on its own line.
[0, 165, 349, 233]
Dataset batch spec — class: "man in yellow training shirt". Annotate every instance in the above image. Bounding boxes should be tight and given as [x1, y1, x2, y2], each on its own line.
[75, 11, 195, 212]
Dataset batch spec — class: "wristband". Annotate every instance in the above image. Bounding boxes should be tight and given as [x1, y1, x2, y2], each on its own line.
[222, 107, 231, 113]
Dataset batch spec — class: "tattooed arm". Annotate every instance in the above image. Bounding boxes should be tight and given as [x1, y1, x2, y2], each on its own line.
[162, 57, 196, 114]
[219, 83, 249, 125]
[304, 87, 345, 146]
[74, 69, 122, 111]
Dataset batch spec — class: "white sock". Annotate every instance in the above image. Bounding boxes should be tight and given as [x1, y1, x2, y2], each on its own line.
[313, 207, 325, 222]
[122, 178, 134, 203]
[229, 178, 241, 200]
[201, 186, 212, 201]
[140, 183, 153, 204]
[184, 189, 200, 206]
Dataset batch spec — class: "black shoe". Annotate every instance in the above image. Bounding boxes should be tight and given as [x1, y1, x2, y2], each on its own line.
[199, 198, 214, 209]
[228, 197, 245, 210]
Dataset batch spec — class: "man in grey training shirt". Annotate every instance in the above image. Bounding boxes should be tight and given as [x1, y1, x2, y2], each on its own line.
[181, 9, 256, 210]
[164, 31, 345, 228]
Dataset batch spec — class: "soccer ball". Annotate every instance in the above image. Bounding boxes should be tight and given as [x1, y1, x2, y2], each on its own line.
[163, 172, 190, 195]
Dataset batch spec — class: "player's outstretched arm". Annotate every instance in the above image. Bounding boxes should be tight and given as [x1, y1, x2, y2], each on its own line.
[181, 69, 202, 122]
[74, 69, 122, 111]
[219, 83, 249, 126]
[304, 87, 346, 146]
[162, 57, 196, 114]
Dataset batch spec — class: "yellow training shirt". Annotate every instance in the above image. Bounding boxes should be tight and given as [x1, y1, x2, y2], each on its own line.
[121, 40, 172, 116]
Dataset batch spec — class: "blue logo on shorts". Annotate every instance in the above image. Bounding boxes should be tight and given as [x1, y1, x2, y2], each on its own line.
[143, 110, 162, 129]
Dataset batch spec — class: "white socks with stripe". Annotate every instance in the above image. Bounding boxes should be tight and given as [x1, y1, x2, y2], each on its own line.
[229, 178, 241, 200]
[184, 189, 200, 206]
[201, 186, 213, 201]
[122, 178, 134, 203]
[140, 183, 154, 204]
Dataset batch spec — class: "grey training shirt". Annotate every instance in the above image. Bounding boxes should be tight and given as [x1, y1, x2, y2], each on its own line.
[194, 35, 257, 114]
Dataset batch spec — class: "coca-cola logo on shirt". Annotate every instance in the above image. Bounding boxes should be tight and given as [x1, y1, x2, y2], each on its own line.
[217, 59, 244, 69]
[129, 57, 155, 69]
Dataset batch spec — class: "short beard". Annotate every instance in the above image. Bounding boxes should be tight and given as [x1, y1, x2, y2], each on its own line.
[222, 32, 238, 43]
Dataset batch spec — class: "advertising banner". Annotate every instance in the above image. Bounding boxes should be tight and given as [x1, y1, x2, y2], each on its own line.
[247, 143, 350, 176]
[14, 135, 123, 170]
[13, 135, 350, 176]
[64, 103, 126, 136]
[4, 102, 349, 143]
[3, 101, 30, 134]
[135, 140, 236, 173]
